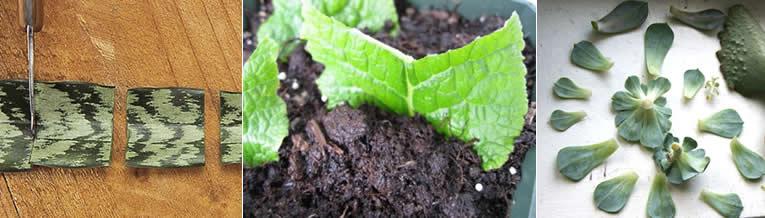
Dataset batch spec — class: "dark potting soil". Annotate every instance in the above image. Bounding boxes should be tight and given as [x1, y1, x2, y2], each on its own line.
[244, 1, 536, 217]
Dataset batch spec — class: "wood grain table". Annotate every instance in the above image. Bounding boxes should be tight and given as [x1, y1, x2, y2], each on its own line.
[0, 0, 242, 217]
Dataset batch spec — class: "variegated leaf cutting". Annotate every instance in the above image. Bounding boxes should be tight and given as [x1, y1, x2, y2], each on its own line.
[31, 82, 114, 167]
[126, 88, 205, 168]
[0, 81, 33, 171]
[220, 91, 242, 164]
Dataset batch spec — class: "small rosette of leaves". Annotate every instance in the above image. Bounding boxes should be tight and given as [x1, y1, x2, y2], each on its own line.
[612, 76, 672, 149]
[571, 41, 613, 72]
[645, 23, 674, 76]
[647, 173, 675, 218]
[593, 170, 638, 213]
[556, 139, 618, 181]
[683, 69, 705, 99]
[698, 109, 743, 138]
[700, 189, 743, 218]
[652, 134, 710, 184]
[549, 109, 586, 131]
[730, 138, 765, 180]
[670, 6, 726, 31]
[554, 77, 591, 99]
[591, 1, 648, 34]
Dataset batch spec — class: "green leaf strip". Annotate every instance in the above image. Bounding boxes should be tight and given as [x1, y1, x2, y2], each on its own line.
[554, 77, 591, 99]
[698, 109, 743, 138]
[0, 80, 33, 171]
[550, 109, 586, 131]
[645, 23, 674, 76]
[700, 189, 743, 218]
[556, 139, 619, 181]
[670, 6, 725, 31]
[594, 170, 638, 213]
[730, 137, 765, 180]
[647, 173, 676, 218]
[220, 92, 242, 164]
[571, 41, 613, 72]
[683, 69, 705, 99]
[591, 1, 649, 34]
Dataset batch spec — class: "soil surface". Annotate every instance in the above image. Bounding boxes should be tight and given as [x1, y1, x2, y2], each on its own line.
[244, 1, 536, 217]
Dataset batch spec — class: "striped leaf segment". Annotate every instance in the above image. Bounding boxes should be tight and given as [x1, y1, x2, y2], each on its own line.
[220, 92, 242, 164]
[700, 189, 743, 218]
[550, 109, 586, 131]
[301, 2, 528, 170]
[591, 1, 648, 34]
[554, 77, 591, 100]
[556, 139, 618, 181]
[647, 173, 675, 218]
[645, 23, 674, 76]
[593, 170, 638, 213]
[730, 138, 765, 180]
[571, 41, 613, 72]
[126, 88, 205, 168]
[0, 81, 33, 171]
[698, 109, 743, 138]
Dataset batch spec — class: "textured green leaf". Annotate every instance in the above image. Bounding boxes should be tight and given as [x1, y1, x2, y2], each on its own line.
[301, 3, 528, 171]
[730, 137, 765, 180]
[220, 92, 242, 164]
[716, 5, 765, 99]
[645, 23, 674, 76]
[647, 173, 675, 218]
[31, 82, 113, 168]
[593, 170, 638, 213]
[612, 76, 672, 149]
[683, 69, 705, 99]
[700, 189, 743, 218]
[550, 110, 586, 131]
[257, 0, 399, 58]
[670, 6, 725, 31]
[591, 1, 648, 34]
[553, 77, 591, 99]
[0, 80, 33, 171]
[126, 88, 205, 168]
[243, 38, 288, 168]
[556, 139, 618, 181]
[698, 109, 743, 138]
[652, 134, 709, 184]
[571, 41, 613, 72]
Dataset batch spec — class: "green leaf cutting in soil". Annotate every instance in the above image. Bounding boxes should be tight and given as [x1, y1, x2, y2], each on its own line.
[647, 173, 676, 218]
[683, 69, 704, 99]
[730, 137, 765, 180]
[549, 109, 586, 131]
[593, 170, 638, 213]
[220, 91, 243, 164]
[612, 76, 672, 149]
[698, 109, 743, 138]
[645, 23, 674, 76]
[670, 6, 726, 31]
[571, 41, 613, 72]
[301, 2, 528, 170]
[554, 77, 591, 100]
[243, 38, 289, 167]
[717, 5, 765, 99]
[699, 189, 743, 218]
[0, 80, 33, 171]
[591, 0, 648, 34]
[556, 138, 618, 181]
[652, 134, 709, 184]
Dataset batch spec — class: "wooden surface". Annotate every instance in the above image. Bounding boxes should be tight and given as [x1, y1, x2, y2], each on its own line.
[538, 0, 765, 217]
[0, 0, 242, 217]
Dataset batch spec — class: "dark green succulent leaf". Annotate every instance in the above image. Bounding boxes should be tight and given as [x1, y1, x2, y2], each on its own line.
[591, 1, 648, 34]
[0, 80, 33, 171]
[647, 173, 675, 218]
[683, 69, 705, 99]
[571, 41, 613, 72]
[220, 92, 242, 164]
[612, 76, 672, 149]
[700, 189, 743, 218]
[556, 139, 619, 181]
[698, 109, 743, 138]
[550, 109, 586, 131]
[553, 77, 591, 99]
[670, 6, 725, 31]
[257, 0, 399, 58]
[302, 2, 528, 171]
[593, 170, 638, 213]
[645, 23, 674, 76]
[717, 5, 765, 99]
[126, 88, 205, 168]
[31, 82, 113, 168]
[730, 137, 765, 180]
[243, 38, 289, 168]
[653, 134, 710, 184]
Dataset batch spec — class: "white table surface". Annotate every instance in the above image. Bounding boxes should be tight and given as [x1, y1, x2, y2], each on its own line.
[537, 0, 765, 217]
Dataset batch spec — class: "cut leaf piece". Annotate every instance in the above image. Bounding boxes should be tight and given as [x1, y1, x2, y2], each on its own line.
[612, 76, 672, 149]
[243, 37, 288, 168]
[591, 1, 648, 34]
[556, 139, 618, 181]
[730, 138, 765, 180]
[126, 88, 205, 168]
[301, 2, 528, 170]
[698, 109, 743, 138]
[670, 6, 725, 31]
[220, 91, 242, 164]
[683, 69, 705, 99]
[645, 23, 674, 76]
[550, 110, 586, 131]
[647, 173, 676, 218]
[652, 134, 710, 184]
[700, 189, 743, 218]
[31, 82, 114, 167]
[717, 5, 765, 99]
[571, 41, 613, 72]
[554, 77, 591, 99]
[593, 170, 639, 213]
[0, 80, 33, 171]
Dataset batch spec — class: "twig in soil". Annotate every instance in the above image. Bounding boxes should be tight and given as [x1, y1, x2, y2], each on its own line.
[306, 119, 344, 155]
[396, 160, 416, 169]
